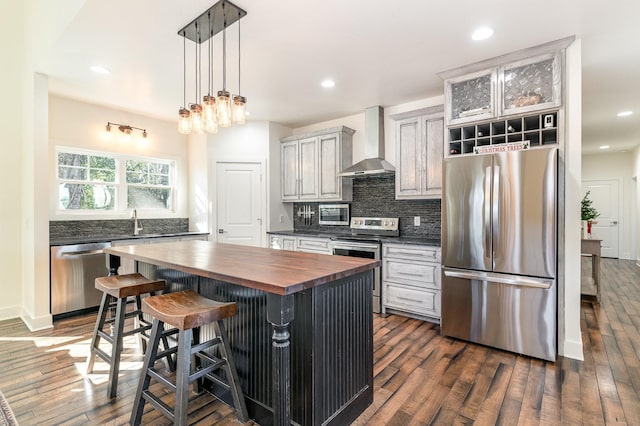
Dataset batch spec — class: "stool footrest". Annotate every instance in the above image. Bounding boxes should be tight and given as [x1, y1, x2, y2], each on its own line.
[122, 324, 152, 338]
[92, 346, 111, 364]
[190, 336, 222, 355]
[97, 330, 114, 343]
[190, 358, 226, 383]
[142, 390, 175, 421]
[147, 367, 176, 391]
[156, 346, 178, 360]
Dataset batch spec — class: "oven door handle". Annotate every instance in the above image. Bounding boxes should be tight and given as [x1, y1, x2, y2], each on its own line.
[330, 242, 380, 252]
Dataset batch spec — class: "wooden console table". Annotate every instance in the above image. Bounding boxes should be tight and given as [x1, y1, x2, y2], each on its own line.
[581, 238, 602, 302]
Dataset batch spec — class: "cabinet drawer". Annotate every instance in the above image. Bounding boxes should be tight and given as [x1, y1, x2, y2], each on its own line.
[385, 285, 440, 317]
[383, 244, 441, 262]
[297, 237, 330, 254]
[383, 258, 440, 289]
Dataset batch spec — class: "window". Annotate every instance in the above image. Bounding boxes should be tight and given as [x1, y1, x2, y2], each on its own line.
[126, 160, 172, 209]
[58, 152, 116, 210]
[56, 148, 174, 213]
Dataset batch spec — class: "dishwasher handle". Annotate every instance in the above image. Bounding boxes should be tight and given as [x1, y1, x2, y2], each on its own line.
[60, 249, 106, 256]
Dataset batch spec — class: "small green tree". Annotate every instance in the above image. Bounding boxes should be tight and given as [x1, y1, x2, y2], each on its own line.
[581, 191, 600, 221]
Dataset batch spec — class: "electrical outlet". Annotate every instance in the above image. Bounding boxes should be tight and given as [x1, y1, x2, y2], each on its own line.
[279, 214, 285, 223]
[414, 216, 420, 226]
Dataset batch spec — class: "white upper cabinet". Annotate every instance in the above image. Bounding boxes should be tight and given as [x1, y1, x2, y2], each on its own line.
[280, 126, 354, 202]
[393, 106, 444, 199]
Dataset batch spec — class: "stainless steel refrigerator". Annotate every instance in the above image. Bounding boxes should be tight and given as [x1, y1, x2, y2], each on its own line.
[441, 147, 557, 361]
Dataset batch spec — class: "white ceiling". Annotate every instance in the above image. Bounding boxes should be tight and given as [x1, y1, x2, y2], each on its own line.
[40, 0, 640, 154]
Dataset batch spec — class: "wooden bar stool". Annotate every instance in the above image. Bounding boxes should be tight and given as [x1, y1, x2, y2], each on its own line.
[130, 290, 248, 426]
[86, 273, 168, 398]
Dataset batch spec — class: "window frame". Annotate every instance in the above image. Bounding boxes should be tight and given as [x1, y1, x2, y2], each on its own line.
[55, 147, 176, 216]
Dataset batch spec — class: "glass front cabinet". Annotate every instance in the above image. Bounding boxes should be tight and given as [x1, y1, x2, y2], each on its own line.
[445, 52, 562, 126]
[500, 52, 562, 116]
[446, 69, 497, 125]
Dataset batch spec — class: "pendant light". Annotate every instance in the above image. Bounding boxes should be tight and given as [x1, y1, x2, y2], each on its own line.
[216, 2, 232, 128]
[202, 12, 218, 133]
[190, 22, 204, 134]
[178, 32, 191, 134]
[177, 0, 247, 134]
[232, 18, 246, 124]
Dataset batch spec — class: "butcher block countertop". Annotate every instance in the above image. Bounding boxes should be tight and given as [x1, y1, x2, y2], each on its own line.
[105, 239, 379, 296]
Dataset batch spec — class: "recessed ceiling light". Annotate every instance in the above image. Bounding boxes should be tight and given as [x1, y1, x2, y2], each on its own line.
[599, 145, 610, 150]
[90, 65, 110, 75]
[617, 110, 633, 117]
[321, 80, 335, 88]
[471, 27, 494, 41]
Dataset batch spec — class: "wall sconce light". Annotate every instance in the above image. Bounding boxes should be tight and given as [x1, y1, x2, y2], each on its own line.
[104, 122, 148, 142]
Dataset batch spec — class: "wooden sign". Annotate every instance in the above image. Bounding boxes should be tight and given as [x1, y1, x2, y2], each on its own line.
[474, 140, 530, 155]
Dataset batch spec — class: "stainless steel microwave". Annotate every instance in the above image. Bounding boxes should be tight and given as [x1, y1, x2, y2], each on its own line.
[318, 204, 350, 225]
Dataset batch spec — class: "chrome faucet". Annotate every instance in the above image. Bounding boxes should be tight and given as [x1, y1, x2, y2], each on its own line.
[131, 209, 143, 236]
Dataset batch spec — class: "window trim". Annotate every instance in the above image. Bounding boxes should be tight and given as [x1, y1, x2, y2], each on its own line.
[55, 147, 176, 216]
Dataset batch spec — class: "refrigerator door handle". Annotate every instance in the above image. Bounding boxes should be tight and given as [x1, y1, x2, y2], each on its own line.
[484, 166, 492, 261]
[443, 269, 552, 289]
[492, 165, 500, 260]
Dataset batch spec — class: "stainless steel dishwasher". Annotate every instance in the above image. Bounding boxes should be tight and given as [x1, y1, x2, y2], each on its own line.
[50, 242, 112, 317]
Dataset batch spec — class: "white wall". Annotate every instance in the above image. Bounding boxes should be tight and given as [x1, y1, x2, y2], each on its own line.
[560, 39, 583, 360]
[582, 152, 634, 259]
[0, 2, 26, 320]
[48, 95, 189, 220]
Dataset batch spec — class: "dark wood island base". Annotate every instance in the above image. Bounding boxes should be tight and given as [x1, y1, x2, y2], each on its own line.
[105, 240, 378, 426]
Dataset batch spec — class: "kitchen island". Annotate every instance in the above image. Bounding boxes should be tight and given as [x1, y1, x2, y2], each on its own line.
[105, 240, 378, 426]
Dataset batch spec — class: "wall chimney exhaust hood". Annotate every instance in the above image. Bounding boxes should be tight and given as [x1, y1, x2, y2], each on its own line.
[338, 106, 395, 176]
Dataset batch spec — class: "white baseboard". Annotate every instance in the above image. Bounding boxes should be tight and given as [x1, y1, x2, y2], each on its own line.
[560, 338, 584, 361]
[20, 308, 53, 331]
[0, 305, 21, 321]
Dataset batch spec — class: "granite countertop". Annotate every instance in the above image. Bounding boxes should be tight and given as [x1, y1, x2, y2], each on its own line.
[50, 231, 210, 246]
[106, 240, 378, 295]
[267, 230, 441, 247]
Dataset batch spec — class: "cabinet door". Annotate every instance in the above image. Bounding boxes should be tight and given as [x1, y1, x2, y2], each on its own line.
[499, 52, 561, 116]
[446, 69, 497, 125]
[423, 118, 443, 197]
[298, 137, 318, 200]
[282, 236, 297, 251]
[317, 132, 341, 199]
[281, 141, 299, 201]
[395, 117, 423, 198]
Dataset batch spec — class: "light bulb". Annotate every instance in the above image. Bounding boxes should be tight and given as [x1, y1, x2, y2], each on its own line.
[190, 104, 204, 134]
[217, 90, 232, 128]
[232, 95, 246, 124]
[203, 95, 218, 133]
[178, 108, 191, 134]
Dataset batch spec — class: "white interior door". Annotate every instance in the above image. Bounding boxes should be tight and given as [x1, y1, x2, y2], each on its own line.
[216, 162, 262, 247]
[582, 179, 620, 258]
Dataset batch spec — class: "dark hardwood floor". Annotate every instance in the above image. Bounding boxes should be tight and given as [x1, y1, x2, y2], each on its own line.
[1, 258, 639, 425]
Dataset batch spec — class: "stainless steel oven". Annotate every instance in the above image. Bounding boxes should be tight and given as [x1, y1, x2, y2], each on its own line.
[330, 217, 399, 314]
[331, 239, 382, 313]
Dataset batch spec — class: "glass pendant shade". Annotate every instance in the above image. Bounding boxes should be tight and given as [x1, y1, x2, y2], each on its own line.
[202, 95, 218, 133]
[232, 95, 246, 124]
[217, 90, 232, 128]
[190, 104, 204, 134]
[178, 108, 192, 134]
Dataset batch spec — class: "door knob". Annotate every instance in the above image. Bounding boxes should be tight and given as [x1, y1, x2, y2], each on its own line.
[218, 229, 225, 234]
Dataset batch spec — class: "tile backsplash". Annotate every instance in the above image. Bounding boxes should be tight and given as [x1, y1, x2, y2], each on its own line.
[50, 218, 189, 241]
[294, 174, 441, 238]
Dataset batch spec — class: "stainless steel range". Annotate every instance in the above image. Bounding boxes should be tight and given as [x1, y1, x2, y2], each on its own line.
[330, 217, 399, 314]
